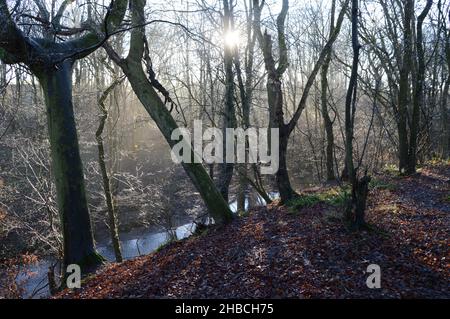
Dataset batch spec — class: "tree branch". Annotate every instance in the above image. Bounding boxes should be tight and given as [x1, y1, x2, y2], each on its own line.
[286, 0, 349, 134]
[0, 0, 36, 64]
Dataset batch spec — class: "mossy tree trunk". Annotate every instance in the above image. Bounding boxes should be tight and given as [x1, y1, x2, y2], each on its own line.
[36, 61, 104, 269]
[122, 61, 233, 224]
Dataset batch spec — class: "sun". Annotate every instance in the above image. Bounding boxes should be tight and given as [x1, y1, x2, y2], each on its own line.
[224, 30, 241, 48]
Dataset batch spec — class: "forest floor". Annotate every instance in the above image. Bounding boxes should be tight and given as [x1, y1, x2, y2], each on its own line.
[57, 162, 449, 299]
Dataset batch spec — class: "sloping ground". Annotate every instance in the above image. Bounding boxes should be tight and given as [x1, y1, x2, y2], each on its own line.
[57, 164, 449, 299]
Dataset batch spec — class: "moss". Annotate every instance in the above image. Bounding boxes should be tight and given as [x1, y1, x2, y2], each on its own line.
[77, 251, 107, 273]
[287, 194, 321, 210]
[154, 236, 183, 253]
[383, 164, 400, 175]
[154, 242, 168, 253]
[426, 157, 450, 166]
[193, 223, 210, 237]
[369, 178, 396, 191]
[286, 187, 350, 212]
[238, 210, 250, 217]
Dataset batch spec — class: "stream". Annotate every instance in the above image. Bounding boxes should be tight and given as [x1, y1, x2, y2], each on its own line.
[16, 192, 279, 299]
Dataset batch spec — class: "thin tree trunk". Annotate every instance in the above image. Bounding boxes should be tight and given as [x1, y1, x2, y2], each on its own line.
[344, 0, 359, 186]
[236, 1, 258, 211]
[344, 0, 371, 230]
[408, 0, 433, 173]
[321, 0, 336, 181]
[217, 0, 236, 203]
[441, 12, 450, 159]
[96, 77, 124, 263]
[397, 0, 414, 173]
[277, 127, 295, 201]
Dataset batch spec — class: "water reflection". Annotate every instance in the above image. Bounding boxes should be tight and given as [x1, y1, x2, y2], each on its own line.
[97, 222, 196, 261]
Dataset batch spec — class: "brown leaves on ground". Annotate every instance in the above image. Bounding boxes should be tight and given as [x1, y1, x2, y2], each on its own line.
[57, 164, 449, 299]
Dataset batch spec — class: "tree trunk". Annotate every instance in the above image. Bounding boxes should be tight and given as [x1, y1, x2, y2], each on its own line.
[277, 128, 294, 202]
[346, 174, 371, 229]
[442, 72, 450, 159]
[397, 0, 414, 173]
[36, 61, 103, 270]
[321, 0, 336, 181]
[253, 0, 295, 203]
[441, 19, 450, 159]
[237, 163, 247, 212]
[266, 65, 295, 202]
[217, 0, 236, 203]
[408, 0, 432, 174]
[234, 3, 256, 212]
[96, 78, 123, 263]
[343, 0, 371, 230]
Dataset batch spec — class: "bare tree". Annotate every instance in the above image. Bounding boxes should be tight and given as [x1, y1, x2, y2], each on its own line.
[253, 0, 349, 202]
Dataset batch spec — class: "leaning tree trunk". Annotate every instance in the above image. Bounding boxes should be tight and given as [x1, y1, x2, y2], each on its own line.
[104, 0, 233, 224]
[115, 59, 233, 224]
[36, 61, 103, 269]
